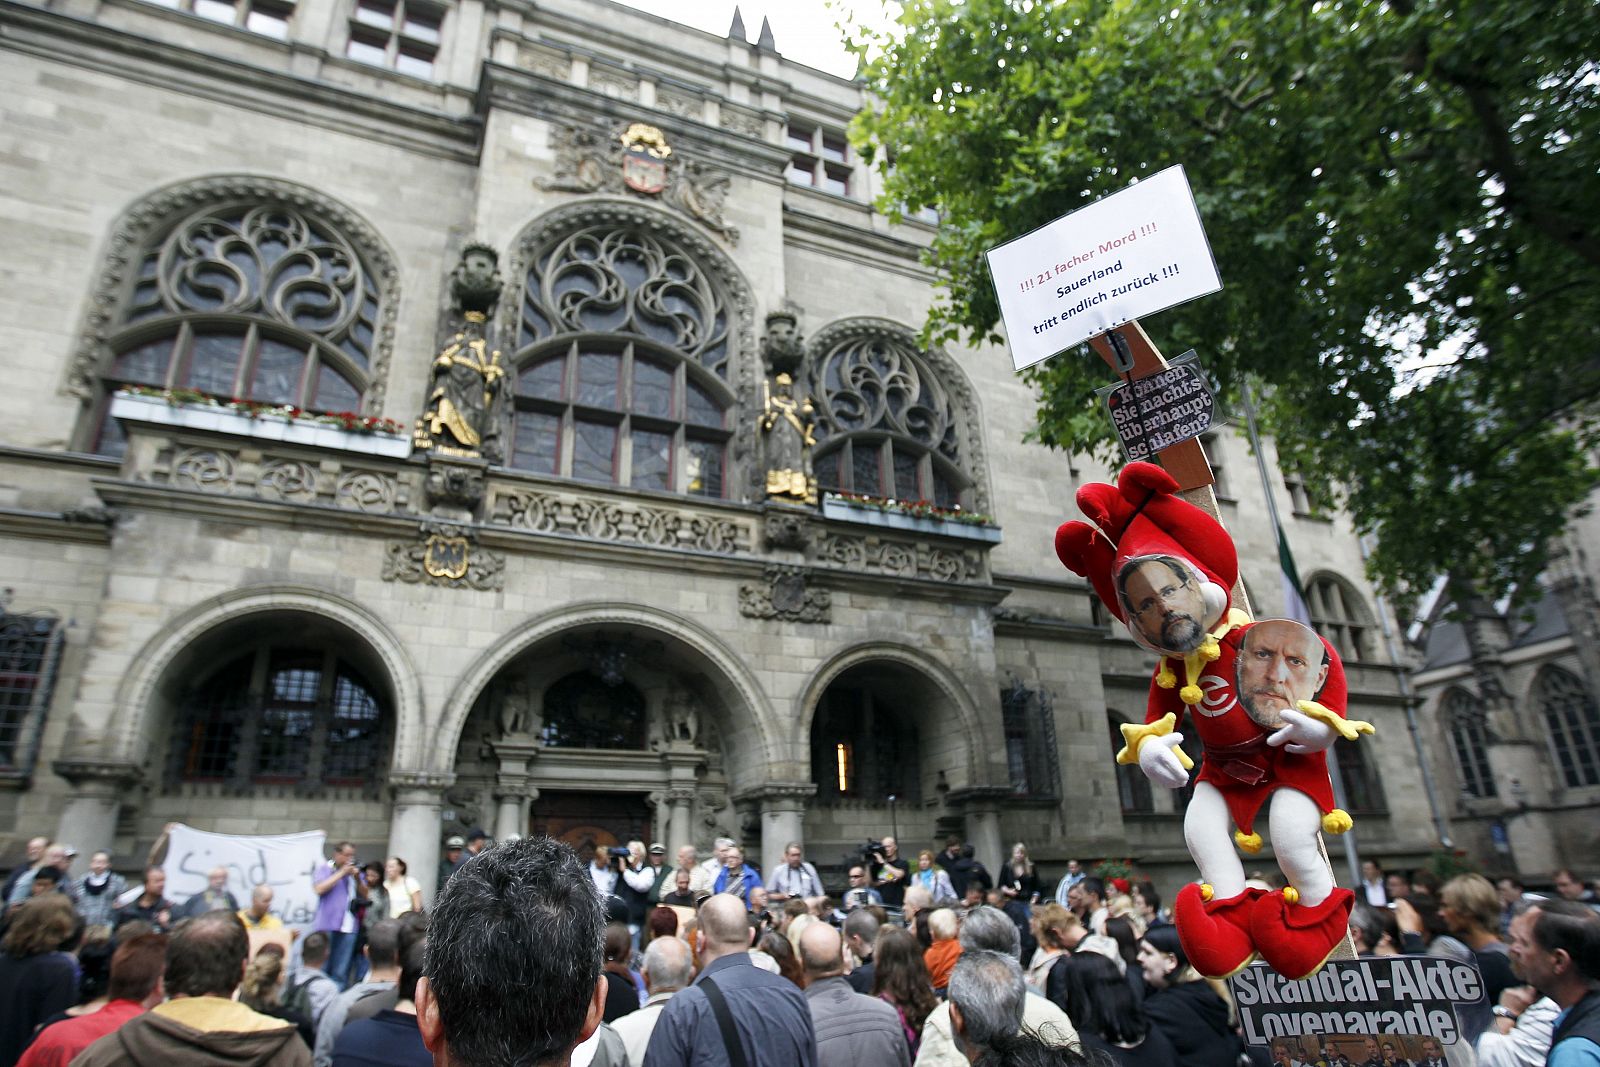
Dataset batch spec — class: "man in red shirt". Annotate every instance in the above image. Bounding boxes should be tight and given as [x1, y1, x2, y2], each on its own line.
[17, 933, 166, 1067]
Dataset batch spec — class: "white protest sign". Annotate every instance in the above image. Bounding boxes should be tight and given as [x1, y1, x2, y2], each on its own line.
[164, 824, 328, 929]
[986, 165, 1222, 370]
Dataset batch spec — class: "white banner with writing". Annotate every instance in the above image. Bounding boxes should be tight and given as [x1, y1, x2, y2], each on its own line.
[986, 165, 1223, 370]
[164, 824, 327, 929]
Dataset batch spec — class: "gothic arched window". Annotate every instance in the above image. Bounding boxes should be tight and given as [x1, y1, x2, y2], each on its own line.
[540, 672, 647, 750]
[90, 198, 392, 457]
[1535, 666, 1600, 788]
[170, 644, 390, 794]
[1442, 688, 1496, 799]
[809, 323, 976, 510]
[1306, 574, 1375, 663]
[507, 224, 736, 496]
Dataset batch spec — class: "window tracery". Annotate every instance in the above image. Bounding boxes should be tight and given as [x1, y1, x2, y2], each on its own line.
[808, 321, 984, 511]
[515, 225, 731, 379]
[82, 184, 396, 457]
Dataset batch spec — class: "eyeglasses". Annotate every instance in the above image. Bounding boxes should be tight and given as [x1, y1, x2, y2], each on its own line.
[1128, 576, 1192, 620]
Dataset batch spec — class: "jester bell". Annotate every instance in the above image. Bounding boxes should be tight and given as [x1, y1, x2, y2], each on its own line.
[621, 123, 671, 195]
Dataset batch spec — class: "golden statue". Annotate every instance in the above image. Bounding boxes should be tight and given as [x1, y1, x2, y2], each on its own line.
[761, 373, 817, 505]
[415, 312, 505, 458]
[415, 244, 507, 460]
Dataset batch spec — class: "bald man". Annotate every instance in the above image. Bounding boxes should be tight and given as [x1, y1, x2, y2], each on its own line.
[642, 894, 816, 1067]
[798, 924, 908, 1067]
[1237, 619, 1331, 729]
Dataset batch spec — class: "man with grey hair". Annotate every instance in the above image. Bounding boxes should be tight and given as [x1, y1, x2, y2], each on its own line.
[948, 951, 1026, 1061]
[799, 923, 909, 1067]
[914, 907, 1078, 1067]
[613, 936, 693, 1067]
[697, 838, 736, 889]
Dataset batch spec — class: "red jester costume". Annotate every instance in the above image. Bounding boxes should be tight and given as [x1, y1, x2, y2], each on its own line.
[1055, 462, 1374, 980]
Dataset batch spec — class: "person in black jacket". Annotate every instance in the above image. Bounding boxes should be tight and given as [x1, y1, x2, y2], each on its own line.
[1048, 949, 1175, 1067]
[1136, 923, 1246, 1067]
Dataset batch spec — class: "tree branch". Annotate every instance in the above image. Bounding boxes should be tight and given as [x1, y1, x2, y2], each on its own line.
[1441, 70, 1600, 268]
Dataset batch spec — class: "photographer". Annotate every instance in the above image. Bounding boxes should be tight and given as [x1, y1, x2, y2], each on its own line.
[870, 837, 908, 909]
[312, 841, 368, 991]
[588, 844, 623, 898]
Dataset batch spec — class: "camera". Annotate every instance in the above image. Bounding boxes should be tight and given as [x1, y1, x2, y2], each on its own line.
[606, 846, 632, 859]
[859, 840, 885, 860]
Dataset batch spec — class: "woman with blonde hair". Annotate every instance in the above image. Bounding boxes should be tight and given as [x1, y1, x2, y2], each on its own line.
[1026, 903, 1083, 989]
[911, 850, 956, 903]
[239, 943, 314, 1046]
[999, 842, 1041, 904]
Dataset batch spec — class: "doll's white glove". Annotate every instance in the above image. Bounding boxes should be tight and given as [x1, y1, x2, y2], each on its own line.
[1138, 730, 1192, 789]
[1266, 706, 1338, 754]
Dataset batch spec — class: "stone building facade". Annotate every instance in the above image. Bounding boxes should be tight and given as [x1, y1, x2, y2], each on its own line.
[1409, 507, 1600, 884]
[0, 0, 1469, 900]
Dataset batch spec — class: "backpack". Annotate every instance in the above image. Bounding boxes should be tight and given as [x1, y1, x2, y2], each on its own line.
[282, 974, 316, 1021]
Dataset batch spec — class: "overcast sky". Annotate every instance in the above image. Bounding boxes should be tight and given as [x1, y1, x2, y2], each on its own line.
[615, 0, 897, 79]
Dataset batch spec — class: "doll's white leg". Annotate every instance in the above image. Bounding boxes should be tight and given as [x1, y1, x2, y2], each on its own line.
[1183, 781, 1245, 897]
[1270, 788, 1334, 906]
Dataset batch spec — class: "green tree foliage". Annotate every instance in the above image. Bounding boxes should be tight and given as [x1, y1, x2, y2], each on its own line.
[850, 0, 1600, 605]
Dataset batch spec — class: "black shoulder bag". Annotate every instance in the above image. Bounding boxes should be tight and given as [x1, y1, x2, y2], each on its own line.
[699, 977, 750, 1067]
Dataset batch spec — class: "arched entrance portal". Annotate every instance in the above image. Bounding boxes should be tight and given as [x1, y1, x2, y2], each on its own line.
[803, 654, 978, 883]
[447, 623, 749, 860]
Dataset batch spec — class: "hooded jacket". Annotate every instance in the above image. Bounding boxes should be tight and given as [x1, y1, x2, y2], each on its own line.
[72, 996, 312, 1067]
[1143, 979, 1244, 1067]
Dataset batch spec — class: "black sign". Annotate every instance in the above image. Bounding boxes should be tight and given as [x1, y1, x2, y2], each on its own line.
[1097, 351, 1216, 462]
[1229, 957, 1487, 1048]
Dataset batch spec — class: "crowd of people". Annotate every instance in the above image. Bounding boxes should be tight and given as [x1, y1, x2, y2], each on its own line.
[1, 828, 1598, 1067]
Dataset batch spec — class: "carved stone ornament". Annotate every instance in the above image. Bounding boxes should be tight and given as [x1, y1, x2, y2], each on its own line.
[382, 521, 505, 591]
[67, 175, 400, 409]
[763, 509, 812, 550]
[539, 124, 740, 245]
[739, 565, 831, 623]
[760, 310, 805, 377]
[423, 454, 488, 520]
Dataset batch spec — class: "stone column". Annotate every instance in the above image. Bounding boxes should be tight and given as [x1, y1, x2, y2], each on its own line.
[967, 807, 1004, 881]
[52, 760, 141, 876]
[387, 771, 454, 905]
[494, 779, 536, 842]
[735, 782, 815, 878]
[488, 738, 541, 845]
[664, 787, 696, 854]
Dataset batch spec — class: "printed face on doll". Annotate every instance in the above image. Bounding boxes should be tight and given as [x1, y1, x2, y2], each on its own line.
[1117, 555, 1221, 655]
[1236, 619, 1329, 728]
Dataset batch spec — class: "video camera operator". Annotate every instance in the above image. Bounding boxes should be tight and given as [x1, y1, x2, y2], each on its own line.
[587, 843, 626, 899]
[869, 836, 908, 909]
